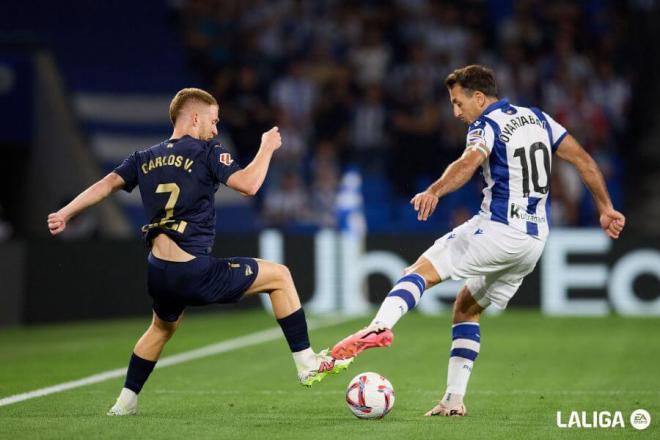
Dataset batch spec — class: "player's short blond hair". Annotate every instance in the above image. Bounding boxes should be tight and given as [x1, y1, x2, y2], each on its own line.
[169, 88, 218, 125]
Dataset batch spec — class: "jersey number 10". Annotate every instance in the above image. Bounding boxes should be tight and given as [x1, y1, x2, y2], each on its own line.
[512, 142, 550, 197]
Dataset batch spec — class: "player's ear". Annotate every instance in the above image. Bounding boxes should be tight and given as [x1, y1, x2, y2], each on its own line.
[475, 91, 485, 106]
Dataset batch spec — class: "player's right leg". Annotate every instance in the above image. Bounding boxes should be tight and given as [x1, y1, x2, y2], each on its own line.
[242, 260, 353, 386]
[331, 215, 483, 360]
[108, 311, 183, 416]
[331, 255, 442, 359]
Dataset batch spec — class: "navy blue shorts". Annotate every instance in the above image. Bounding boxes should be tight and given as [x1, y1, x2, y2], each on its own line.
[147, 253, 259, 322]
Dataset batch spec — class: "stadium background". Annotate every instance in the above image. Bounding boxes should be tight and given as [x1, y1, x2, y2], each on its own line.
[0, 1, 659, 438]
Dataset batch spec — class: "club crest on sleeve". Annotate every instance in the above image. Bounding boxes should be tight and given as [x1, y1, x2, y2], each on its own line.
[468, 128, 484, 138]
[466, 128, 486, 151]
[219, 152, 234, 166]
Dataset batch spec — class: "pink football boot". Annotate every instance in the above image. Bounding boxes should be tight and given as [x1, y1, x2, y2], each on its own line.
[331, 324, 394, 360]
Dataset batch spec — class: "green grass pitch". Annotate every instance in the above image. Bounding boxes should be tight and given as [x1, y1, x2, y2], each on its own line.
[0, 310, 658, 439]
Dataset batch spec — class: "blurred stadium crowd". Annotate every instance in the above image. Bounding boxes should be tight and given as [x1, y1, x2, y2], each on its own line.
[170, 0, 630, 233]
[0, 0, 638, 241]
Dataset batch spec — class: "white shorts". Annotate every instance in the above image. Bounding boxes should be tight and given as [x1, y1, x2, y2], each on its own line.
[422, 215, 545, 309]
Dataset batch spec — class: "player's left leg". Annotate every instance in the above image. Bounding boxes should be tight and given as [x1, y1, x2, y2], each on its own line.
[331, 256, 442, 359]
[425, 285, 484, 417]
[427, 236, 545, 417]
[108, 311, 183, 416]
[242, 259, 352, 386]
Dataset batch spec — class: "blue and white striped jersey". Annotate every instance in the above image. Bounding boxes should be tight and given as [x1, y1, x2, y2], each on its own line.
[465, 99, 568, 240]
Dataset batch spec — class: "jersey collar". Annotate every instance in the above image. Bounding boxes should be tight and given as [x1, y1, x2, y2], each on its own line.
[167, 134, 193, 143]
[480, 98, 509, 117]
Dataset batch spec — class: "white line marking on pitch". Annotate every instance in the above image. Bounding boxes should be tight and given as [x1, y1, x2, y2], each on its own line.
[0, 316, 354, 408]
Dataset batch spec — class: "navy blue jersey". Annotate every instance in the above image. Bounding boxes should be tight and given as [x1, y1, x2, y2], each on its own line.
[113, 135, 241, 255]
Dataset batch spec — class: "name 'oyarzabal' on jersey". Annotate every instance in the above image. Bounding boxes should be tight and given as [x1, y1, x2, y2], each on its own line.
[331, 64, 626, 418]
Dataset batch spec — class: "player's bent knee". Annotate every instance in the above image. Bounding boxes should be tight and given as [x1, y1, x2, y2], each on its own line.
[452, 287, 483, 323]
[403, 260, 441, 289]
[275, 263, 294, 286]
[153, 323, 177, 339]
[152, 316, 180, 339]
[404, 270, 431, 290]
[453, 308, 480, 323]
[277, 263, 292, 279]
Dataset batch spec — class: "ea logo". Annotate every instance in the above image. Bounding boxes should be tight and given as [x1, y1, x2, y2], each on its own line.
[630, 409, 651, 430]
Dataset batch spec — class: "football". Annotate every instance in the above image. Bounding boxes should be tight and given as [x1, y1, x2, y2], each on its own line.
[345, 372, 395, 419]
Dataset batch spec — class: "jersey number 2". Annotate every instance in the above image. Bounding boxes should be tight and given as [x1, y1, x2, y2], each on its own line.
[512, 142, 550, 197]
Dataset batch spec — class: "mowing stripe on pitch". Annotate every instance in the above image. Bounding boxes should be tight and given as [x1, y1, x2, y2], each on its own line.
[0, 316, 354, 408]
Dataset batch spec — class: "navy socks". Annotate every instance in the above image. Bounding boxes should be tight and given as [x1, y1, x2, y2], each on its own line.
[277, 308, 311, 353]
[124, 352, 157, 394]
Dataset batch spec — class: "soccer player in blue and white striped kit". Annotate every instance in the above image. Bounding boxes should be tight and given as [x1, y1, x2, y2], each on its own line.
[332, 65, 625, 417]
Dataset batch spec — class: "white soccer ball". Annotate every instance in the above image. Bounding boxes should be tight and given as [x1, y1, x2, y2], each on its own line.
[345, 372, 395, 419]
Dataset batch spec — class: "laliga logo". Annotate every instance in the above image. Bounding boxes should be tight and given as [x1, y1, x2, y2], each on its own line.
[556, 409, 651, 430]
[556, 411, 625, 429]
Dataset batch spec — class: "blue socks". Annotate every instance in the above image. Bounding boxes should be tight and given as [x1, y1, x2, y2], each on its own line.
[444, 322, 481, 401]
[372, 273, 426, 328]
[450, 322, 481, 361]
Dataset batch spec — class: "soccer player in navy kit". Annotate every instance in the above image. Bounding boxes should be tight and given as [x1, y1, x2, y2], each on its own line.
[47, 88, 352, 416]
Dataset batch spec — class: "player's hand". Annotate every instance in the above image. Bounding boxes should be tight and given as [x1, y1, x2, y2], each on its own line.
[599, 208, 625, 239]
[47, 211, 67, 235]
[261, 126, 282, 152]
[410, 190, 439, 221]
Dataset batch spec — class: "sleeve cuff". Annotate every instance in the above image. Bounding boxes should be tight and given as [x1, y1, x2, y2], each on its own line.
[552, 131, 568, 152]
[111, 169, 134, 192]
[221, 165, 241, 185]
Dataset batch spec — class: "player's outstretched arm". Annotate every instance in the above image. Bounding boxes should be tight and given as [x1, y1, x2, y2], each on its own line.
[556, 134, 625, 239]
[226, 127, 281, 196]
[411, 149, 485, 221]
[47, 172, 126, 236]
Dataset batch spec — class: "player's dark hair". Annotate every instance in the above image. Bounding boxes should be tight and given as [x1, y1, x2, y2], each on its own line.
[445, 65, 498, 97]
[169, 88, 218, 125]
